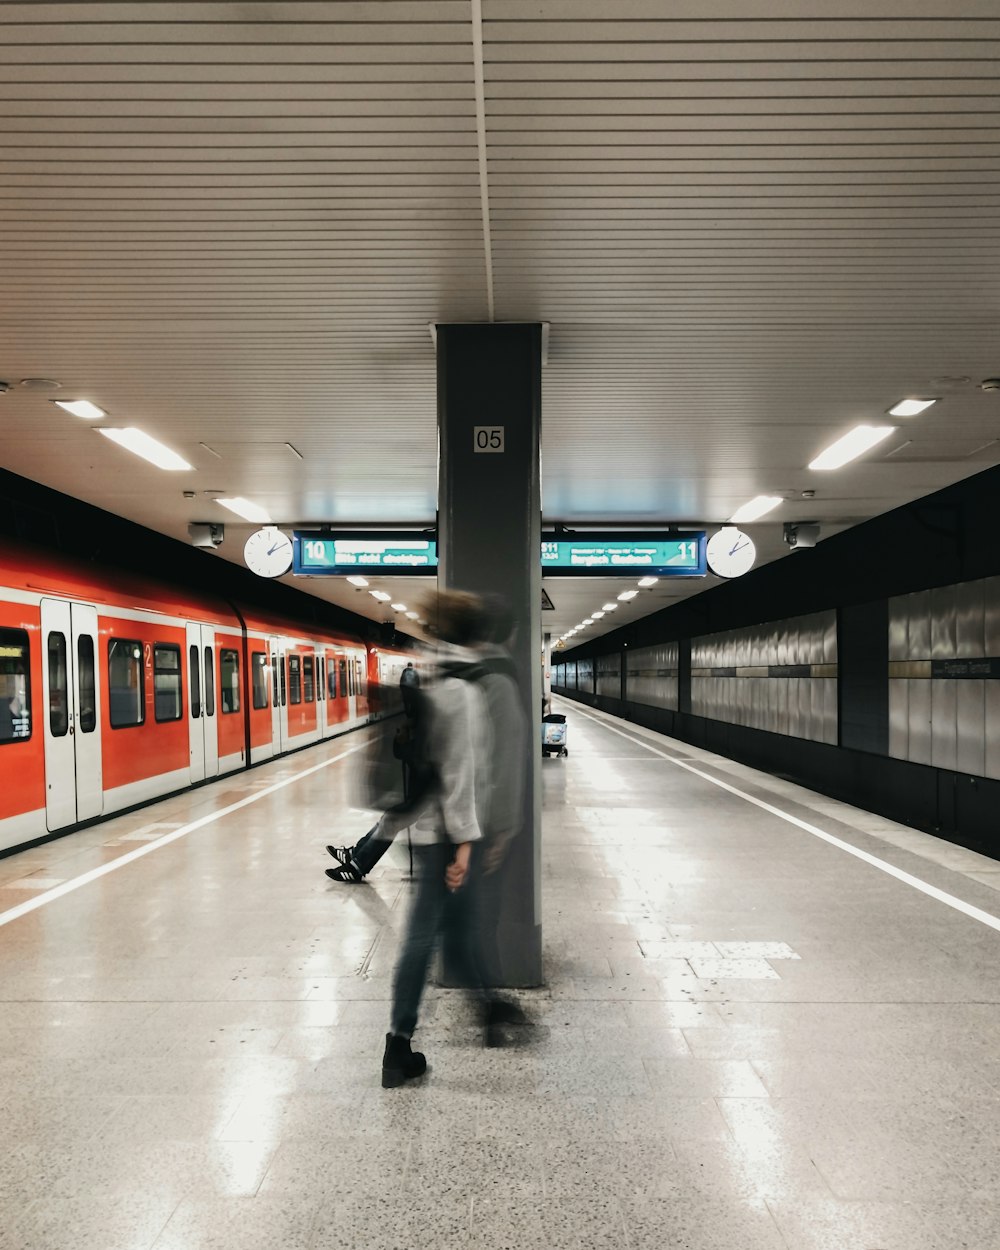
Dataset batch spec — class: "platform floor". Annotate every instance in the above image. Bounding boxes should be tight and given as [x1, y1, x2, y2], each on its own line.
[2, 700, 1000, 1249]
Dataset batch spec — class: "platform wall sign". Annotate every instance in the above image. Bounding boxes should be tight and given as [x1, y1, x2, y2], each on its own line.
[540, 533, 707, 577]
[293, 533, 438, 576]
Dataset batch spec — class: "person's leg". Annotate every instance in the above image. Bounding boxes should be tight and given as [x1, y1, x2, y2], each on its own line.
[390, 843, 449, 1039]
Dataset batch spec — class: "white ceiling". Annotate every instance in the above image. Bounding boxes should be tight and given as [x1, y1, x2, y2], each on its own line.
[2, 1, 999, 643]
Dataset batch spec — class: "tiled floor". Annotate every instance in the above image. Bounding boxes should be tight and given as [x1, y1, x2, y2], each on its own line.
[2, 701, 1000, 1248]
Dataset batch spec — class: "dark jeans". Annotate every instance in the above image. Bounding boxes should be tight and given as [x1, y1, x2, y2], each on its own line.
[351, 826, 393, 876]
[391, 842, 485, 1039]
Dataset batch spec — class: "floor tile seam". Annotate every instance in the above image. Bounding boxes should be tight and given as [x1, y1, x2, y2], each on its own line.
[566, 703, 1000, 939]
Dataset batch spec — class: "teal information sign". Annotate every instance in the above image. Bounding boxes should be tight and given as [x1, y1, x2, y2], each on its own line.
[293, 533, 437, 575]
[541, 534, 706, 576]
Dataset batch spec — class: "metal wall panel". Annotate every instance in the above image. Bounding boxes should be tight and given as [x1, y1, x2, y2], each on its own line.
[822, 611, 838, 664]
[907, 590, 931, 660]
[907, 678, 932, 765]
[888, 681, 908, 760]
[985, 683, 1000, 781]
[930, 586, 957, 660]
[956, 681, 986, 777]
[955, 579, 985, 659]
[821, 680, 838, 744]
[985, 577, 1000, 656]
[930, 679, 958, 771]
[888, 597, 909, 662]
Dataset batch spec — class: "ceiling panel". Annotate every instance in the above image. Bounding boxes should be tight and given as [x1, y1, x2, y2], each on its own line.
[0, 1, 998, 645]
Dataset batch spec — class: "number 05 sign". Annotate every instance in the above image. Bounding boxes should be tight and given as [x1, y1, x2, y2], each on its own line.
[473, 425, 504, 453]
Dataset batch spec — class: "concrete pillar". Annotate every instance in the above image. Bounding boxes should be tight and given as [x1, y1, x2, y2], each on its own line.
[437, 323, 543, 987]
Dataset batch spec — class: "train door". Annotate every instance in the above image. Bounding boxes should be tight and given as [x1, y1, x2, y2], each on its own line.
[186, 623, 219, 782]
[269, 636, 287, 753]
[40, 598, 103, 830]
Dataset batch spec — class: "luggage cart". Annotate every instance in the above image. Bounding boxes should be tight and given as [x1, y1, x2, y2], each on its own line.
[542, 712, 568, 758]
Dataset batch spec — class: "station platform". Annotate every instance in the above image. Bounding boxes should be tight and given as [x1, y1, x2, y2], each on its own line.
[2, 700, 999, 1249]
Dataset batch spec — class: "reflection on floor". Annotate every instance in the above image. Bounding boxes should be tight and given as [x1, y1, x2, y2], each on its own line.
[2, 703, 1000, 1249]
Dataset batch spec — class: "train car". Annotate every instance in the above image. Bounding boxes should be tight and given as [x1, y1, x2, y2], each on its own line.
[0, 540, 406, 856]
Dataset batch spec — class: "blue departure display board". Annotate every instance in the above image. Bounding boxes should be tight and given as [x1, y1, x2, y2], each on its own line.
[540, 533, 706, 576]
[293, 533, 438, 576]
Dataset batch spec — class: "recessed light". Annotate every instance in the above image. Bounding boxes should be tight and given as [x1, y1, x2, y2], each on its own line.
[618, 590, 638, 601]
[55, 399, 106, 420]
[592, 610, 605, 618]
[602, 603, 618, 611]
[215, 496, 272, 523]
[99, 427, 192, 471]
[637, 576, 658, 588]
[888, 398, 937, 417]
[809, 425, 894, 471]
[391, 602, 407, 612]
[729, 495, 783, 524]
[346, 575, 369, 588]
[405, 611, 419, 620]
[21, 378, 61, 391]
[370, 590, 392, 602]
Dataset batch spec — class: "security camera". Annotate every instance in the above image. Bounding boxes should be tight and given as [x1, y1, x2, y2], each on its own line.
[188, 522, 224, 549]
[783, 522, 820, 551]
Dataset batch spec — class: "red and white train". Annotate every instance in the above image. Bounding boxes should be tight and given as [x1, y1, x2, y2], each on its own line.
[0, 540, 411, 856]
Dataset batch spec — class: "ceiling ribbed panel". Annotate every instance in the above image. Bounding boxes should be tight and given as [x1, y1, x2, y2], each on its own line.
[480, 1, 1000, 552]
[1, 2, 999, 640]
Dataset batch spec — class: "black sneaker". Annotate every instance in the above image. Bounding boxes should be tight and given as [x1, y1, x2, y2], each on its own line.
[381, 1032, 427, 1088]
[325, 860, 362, 883]
[326, 845, 352, 866]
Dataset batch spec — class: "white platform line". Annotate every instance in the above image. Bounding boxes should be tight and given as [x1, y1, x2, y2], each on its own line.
[0, 744, 365, 930]
[568, 704, 1000, 936]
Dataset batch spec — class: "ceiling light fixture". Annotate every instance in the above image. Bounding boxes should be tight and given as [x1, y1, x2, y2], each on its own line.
[391, 602, 407, 612]
[405, 611, 419, 620]
[809, 425, 895, 471]
[729, 495, 783, 524]
[98, 428, 192, 471]
[55, 399, 106, 420]
[346, 575, 369, 588]
[888, 398, 937, 417]
[215, 495, 272, 523]
[618, 590, 639, 601]
[602, 603, 618, 611]
[592, 610, 605, 618]
[370, 590, 392, 602]
[637, 576, 658, 588]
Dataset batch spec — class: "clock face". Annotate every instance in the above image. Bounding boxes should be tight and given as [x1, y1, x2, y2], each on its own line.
[706, 527, 756, 579]
[243, 528, 293, 578]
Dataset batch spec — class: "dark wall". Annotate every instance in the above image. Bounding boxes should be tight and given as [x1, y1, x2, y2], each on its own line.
[556, 462, 1000, 862]
[0, 467, 399, 644]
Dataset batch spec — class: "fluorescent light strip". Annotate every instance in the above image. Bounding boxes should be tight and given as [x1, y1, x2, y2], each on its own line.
[346, 575, 369, 588]
[391, 603, 407, 612]
[637, 576, 658, 588]
[889, 398, 937, 418]
[216, 496, 272, 523]
[729, 495, 783, 524]
[602, 603, 618, 612]
[55, 399, 106, 420]
[809, 425, 894, 471]
[98, 427, 192, 471]
[618, 590, 638, 601]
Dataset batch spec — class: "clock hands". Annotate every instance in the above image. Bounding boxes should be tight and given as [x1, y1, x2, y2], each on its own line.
[266, 540, 286, 556]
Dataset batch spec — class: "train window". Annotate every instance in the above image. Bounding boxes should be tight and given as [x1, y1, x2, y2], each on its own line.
[288, 654, 302, 705]
[108, 638, 144, 728]
[220, 649, 240, 713]
[189, 644, 201, 718]
[153, 644, 183, 722]
[356, 658, 364, 695]
[251, 651, 268, 709]
[204, 646, 215, 717]
[77, 635, 96, 734]
[338, 658, 347, 698]
[328, 661, 337, 700]
[280, 656, 286, 706]
[317, 656, 324, 701]
[0, 629, 31, 743]
[348, 660, 354, 697]
[303, 655, 314, 703]
[47, 633, 69, 737]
